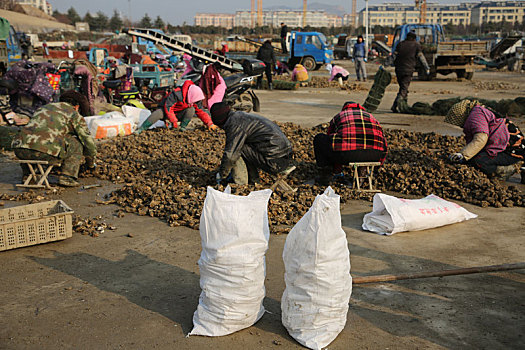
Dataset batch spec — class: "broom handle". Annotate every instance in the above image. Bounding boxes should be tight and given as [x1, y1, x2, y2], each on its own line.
[352, 262, 525, 284]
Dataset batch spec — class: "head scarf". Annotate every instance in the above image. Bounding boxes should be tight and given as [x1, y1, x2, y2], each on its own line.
[444, 99, 479, 127]
[199, 63, 222, 104]
[187, 85, 205, 105]
[325, 63, 332, 72]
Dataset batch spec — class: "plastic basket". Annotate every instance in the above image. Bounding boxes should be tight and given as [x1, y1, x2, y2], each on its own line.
[0, 200, 74, 251]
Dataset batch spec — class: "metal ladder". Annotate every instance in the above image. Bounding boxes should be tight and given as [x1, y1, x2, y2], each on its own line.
[124, 28, 243, 71]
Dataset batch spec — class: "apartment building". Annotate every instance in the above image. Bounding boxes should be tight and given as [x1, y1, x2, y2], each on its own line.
[198, 10, 340, 28]
[358, 2, 474, 27]
[15, 0, 52, 15]
[194, 13, 235, 29]
[471, 1, 525, 25]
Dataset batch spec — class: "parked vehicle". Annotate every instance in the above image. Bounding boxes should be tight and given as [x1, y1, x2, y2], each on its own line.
[333, 34, 356, 59]
[388, 24, 488, 80]
[227, 31, 333, 71]
[179, 58, 263, 112]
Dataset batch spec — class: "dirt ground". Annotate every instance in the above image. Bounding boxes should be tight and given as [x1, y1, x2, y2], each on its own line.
[1, 62, 524, 349]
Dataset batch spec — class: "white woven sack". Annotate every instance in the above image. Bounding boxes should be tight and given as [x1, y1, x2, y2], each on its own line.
[282, 187, 352, 350]
[189, 186, 272, 337]
[362, 193, 477, 235]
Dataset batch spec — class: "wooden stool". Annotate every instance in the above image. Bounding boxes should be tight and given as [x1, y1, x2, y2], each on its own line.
[270, 166, 296, 193]
[348, 162, 381, 192]
[16, 160, 56, 189]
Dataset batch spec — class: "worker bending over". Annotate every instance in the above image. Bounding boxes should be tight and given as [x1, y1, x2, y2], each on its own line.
[391, 30, 430, 113]
[445, 99, 524, 179]
[11, 91, 97, 187]
[314, 101, 387, 184]
[211, 102, 294, 185]
[137, 80, 217, 133]
[327, 64, 349, 88]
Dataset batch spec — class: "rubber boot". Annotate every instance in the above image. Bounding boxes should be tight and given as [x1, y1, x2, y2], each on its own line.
[494, 165, 516, 181]
[135, 119, 153, 134]
[58, 175, 80, 187]
[337, 77, 344, 87]
[269, 82, 273, 90]
[391, 96, 400, 113]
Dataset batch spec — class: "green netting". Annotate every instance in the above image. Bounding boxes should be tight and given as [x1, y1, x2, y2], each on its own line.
[0, 17, 10, 41]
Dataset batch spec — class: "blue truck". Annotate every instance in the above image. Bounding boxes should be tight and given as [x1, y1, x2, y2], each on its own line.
[389, 24, 488, 80]
[226, 31, 333, 71]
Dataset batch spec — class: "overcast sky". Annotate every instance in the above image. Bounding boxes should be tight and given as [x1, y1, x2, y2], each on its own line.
[50, 0, 475, 26]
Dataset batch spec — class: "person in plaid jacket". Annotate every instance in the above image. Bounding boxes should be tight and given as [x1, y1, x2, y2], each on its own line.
[313, 101, 387, 184]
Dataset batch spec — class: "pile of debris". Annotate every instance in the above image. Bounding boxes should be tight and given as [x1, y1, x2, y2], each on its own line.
[83, 123, 524, 232]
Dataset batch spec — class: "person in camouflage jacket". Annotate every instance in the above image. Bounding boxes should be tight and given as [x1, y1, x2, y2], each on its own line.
[11, 91, 97, 187]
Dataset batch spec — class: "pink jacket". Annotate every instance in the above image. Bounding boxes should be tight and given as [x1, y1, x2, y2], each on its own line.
[206, 75, 226, 108]
[328, 66, 349, 81]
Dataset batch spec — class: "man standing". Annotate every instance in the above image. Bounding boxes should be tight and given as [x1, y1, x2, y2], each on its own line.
[280, 22, 288, 54]
[256, 40, 276, 90]
[353, 35, 367, 81]
[11, 91, 97, 187]
[210, 102, 294, 185]
[391, 31, 430, 113]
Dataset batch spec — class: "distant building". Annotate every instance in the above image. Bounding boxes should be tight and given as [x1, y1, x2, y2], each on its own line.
[471, 1, 525, 25]
[194, 13, 234, 29]
[199, 10, 341, 28]
[75, 22, 90, 32]
[15, 0, 51, 15]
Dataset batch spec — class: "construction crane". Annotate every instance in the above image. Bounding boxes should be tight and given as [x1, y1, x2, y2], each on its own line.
[257, 0, 263, 27]
[302, 0, 307, 28]
[415, 0, 427, 24]
[251, 0, 255, 28]
[351, 0, 357, 27]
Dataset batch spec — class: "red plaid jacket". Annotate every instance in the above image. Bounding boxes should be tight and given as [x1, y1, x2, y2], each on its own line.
[327, 103, 387, 163]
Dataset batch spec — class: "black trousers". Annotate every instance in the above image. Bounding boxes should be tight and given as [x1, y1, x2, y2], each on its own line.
[469, 150, 519, 175]
[395, 69, 413, 99]
[334, 73, 349, 81]
[241, 144, 292, 176]
[281, 37, 288, 53]
[313, 133, 385, 171]
[257, 63, 273, 86]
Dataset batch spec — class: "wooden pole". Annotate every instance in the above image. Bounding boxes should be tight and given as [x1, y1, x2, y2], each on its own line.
[352, 262, 525, 285]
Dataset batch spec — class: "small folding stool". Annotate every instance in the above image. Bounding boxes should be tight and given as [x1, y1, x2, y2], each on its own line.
[348, 162, 381, 192]
[16, 160, 56, 189]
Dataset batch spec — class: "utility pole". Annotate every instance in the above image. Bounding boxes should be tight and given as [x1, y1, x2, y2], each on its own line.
[365, 0, 369, 51]
[251, 0, 255, 28]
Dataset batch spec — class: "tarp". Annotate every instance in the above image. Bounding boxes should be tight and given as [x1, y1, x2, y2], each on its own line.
[0, 17, 10, 41]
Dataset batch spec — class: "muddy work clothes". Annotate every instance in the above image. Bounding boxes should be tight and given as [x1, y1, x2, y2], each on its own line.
[218, 111, 293, 182]
[14, 136, 84, 178]
[393, 39, 424, 102]
[314, 134, 386, 170]
[147, 107, 196, 130]
[355, 57, 367, 80]
[395, 71, 413, 99]
[469, 150, 519, 175]
[11, 102, 96, 179]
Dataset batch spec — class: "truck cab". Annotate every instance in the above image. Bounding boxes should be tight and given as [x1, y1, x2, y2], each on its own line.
[390, 24, 486, 80]
[391, 24, 445, 54]
[289, 31, 333, 71]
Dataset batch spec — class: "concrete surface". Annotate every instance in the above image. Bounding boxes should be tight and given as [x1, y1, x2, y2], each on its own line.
[0, 65, 524, 349]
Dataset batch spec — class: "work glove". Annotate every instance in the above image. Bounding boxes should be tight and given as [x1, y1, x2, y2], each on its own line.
[215, 172, 222, 185]
[449, 153, 465, 164]
[85, 156, 97, 169]
[426, 68, 431, 75]
[351, 59, 354, 63]
[364, 58, 368, 62]
[208, 124, 219, 131]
